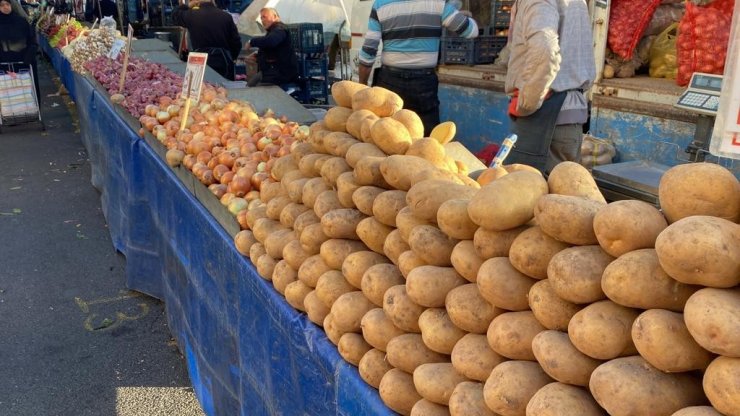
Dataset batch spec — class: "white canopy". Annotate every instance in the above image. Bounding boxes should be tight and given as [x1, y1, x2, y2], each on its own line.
[237, 0, 353, 37]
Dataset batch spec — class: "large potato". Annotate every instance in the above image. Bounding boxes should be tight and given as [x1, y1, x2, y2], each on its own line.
[345, 110, 379, 141]
[593, 200, 668, 257]
[408, 225, 459, 267]
[356, 216, 394, 254]
[589, 356, 706, 416]
[373, 190, 408, 227]
[304, 290, 330, 325]
[451, 333, 506, 382]
[297, 254, 331, 288]
[703, 356, 740, 416]
[535, 194, 604, 245]
[371, 117, 413, 155]
[449, 381, 497, 416]
[658, 162, 740, 223]
[323, 104, 352, 131]
[548, 245, 613, 304]
[272, 260, 298, 295]
[384, 229, 411, 266]
[386, 333, 448, 374]
[446, 284, 503, 334]
[450, 240, 485, 283]
[407, 265, 467, 308]
[655, 216, 740, 288]
[354, 156, 392, 188]
[438, 199, 479, 240]
[473, 225, 529, 259]
[398, 250, 427, 278]
[418, 308, 467, 355]
[345, 142, 386, 168]
[568, 300, 640, 360]
[338, 332, 373, 366]
[320, 238, 368, 270]
[302, 177, 332, 209]
[380, 155, 436, 191]
[313, 189, 343, 218]
[410, 399, 450, 416]
[526, 382, 607, 416]
[671, 407, 725, 416]
[379, 368, 423, 416]
[361, 263, 405, 307]
[509, 226, 571, 279]
[315, 270, 355, 309]
[361, 308, 406, 352]
[413, 363, 468, 406]
[477, 257, 538, 311]
[407, 179, 478, 222]
[684, 287, 740, 357]
[483, 361, 553, 416]
[602, 249, 699, 311]
[331, 80, 368, 108]
[331, 291, 375, 333]
[468, 171, 549, 231]
[336, 171, 361, 208]
[532, 330, 602, 387]
[359, 348, 393, 389]
[528, 280, 582, 331]
[396, 206, 434, 242]
[547, 161, 606, 203]
[341, 250, 389, 289]
[353, 185, 386, 216]
[321, 208, 366, 240]
[383, 284, 425, 333]
[393, 109, 425, 139]
[352, 86, 404, 117]
[487, 311, 545, 361]
[632, 309, 713, 372]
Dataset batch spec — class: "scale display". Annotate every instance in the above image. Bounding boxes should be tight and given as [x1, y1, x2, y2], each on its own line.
[675, 72, 723, 116]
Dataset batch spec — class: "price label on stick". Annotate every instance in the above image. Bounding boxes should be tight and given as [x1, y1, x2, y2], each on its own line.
[107, 39, 125, 59]
[179, 52, 209, 131]
[117, 24, 134, 94]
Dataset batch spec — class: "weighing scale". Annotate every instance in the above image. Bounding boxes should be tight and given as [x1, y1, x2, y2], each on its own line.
[591, 72, 723, 205]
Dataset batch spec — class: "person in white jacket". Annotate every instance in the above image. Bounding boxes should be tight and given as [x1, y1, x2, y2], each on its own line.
[504, 0, 595, 174]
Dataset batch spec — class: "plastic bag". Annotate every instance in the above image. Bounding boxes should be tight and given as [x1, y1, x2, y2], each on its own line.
[676, 0, 732, 86]
[100, 16, 116, 31]
[644, 4, 684, 36]
[607, 0, 661, 60]
[649, 23, 678, 79]
[580, 134, 616, 170]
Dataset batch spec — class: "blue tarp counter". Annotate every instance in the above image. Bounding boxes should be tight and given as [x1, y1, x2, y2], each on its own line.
[43, 40, 394, 416]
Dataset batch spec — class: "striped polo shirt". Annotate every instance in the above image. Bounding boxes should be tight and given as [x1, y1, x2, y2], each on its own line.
[359, 0, 479, 69]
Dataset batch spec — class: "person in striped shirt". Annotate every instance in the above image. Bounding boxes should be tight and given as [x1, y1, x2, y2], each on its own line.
[358, 0, 478, 135]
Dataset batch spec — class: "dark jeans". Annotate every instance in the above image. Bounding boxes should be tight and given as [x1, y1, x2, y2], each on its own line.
[374, 66, 440, 136]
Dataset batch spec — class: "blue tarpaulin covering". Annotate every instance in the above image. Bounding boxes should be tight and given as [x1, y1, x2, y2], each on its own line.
[46, 38, 395, 416]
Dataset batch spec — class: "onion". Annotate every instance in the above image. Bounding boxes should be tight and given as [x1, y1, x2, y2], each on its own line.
[245, 190, 261, 202]
[220, 171, 235, 185]
[236, 211, 250, 231]
[250, 171, 269, 191]
[213, 164, 230, 182]
[183, 154, 196, 170]
[156, 111, 171, 124]
[165, 149, 185, 167]
[196, 151, 213, 165]
[228, 176, 251, 197]
[220, 192, 236, 206]
[227, 197, 248, 216]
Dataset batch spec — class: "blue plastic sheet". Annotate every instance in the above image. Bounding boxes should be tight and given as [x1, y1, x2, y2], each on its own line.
[47, 45, 396, 416]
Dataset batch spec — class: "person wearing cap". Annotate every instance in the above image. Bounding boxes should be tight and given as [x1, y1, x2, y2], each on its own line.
[173, 0, 242, 80]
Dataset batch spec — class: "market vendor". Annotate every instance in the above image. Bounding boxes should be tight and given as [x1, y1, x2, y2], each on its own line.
[504, 0, 596, 174]
[245, 8, 298, 88]
[172, 0, 242, 80]
[0, 0, 40, 104]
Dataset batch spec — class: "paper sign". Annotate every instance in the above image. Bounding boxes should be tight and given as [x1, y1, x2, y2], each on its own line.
[107, 39, 125, 59]
[710, 0, 740, 160]
[181, 52, 208, 104]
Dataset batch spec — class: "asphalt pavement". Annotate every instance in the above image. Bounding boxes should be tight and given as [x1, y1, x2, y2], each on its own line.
[0, 58, 205, 416]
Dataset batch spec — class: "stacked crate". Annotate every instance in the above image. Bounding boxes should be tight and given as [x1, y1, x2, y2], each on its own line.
[287, 23, 329, 104]
[490, 0, 514, 37]
[439, 26, 505, 65]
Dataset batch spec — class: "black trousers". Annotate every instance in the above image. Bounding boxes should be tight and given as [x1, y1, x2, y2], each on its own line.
[373, 66, 440, 137]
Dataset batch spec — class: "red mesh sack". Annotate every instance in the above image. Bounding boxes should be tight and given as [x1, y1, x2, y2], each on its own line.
[607, 0, 661, 60]
[676, 0, 733, 86]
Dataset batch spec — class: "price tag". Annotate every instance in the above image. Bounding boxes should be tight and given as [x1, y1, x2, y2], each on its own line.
[181, 52, 208, 104]
[107, 39, 125, 59]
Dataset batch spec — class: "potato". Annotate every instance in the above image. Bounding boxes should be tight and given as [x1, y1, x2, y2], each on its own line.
[279, 202, 310, 229]
[655, 216, 740, 288]
[285, 177, 310, 204]
[357, 217, 395, 254]
[413, 363, 468, 405]
[320, 156, 352, 187]
[281, 239, 309, 271]
[246, 204, 268, 230]
[272, 259, 298, 295]
[315, 270, 355, 309]
[528, 280, 582, 331]
[342, 250, 389, 289]
[338, 332, 373, 366]
[568, 300, 640, 360]
[408, 225, 459, 267]
[323, 132, 359, 158]
[487, 311, 545, 361]
[260, 180, 286, 203]
[269, 155, 298, 181]
[264, 228, 296, 260]
[468, 171, 549, 231]
[531, 330, 602, 386]
[299, 153, 331, 178]
[703, 356, 740, 416]
[410, 399, 450, 416]
[387, 333, 448, 374]
[360, 116, 378, 143]
[304, 290, 330, 325]
[320, 239, 368, 270]
[589, 356, 706, 416]
[320, 208, 365, 240]
[353, 86, 403, 117]
[548, 245, 614, 304]
[346, 109, 380, 141]
[383, 284, 426, 332]
[410, 167, 466, 188]
[418, 308, 467, 355]
[362, 263, 405, 307]
[435, 200, 478, 241]
[335, 171, 361, 208]
[451, 334, 506, 382]
[407, 265, 467, 308]
[535, 194, 604, 245]
[354, 156, 391, 188]
[593, 200, 668, 257]
[301, 177, 331, 209]
[373, 190, 408, 227]
[234, 230, 257, 257]
[380, 154, 437, 191]
[483, 361, 553, 416]
[383, 229, 411, 265]
[547, 161, 606, 203]
[331, 80, 368, 108]
[265, 195, 292, 222]
[509, 226, 571, 279]
[477, 257, 538, 311]
[449, 381, 496, 416]
[345, 143, 386, 170]
[446, 284, 503, 334]
[297, 254, 331, 288]
[410, 180, 476, 220]
[253, 218, 286, 244]
[352, 185, 386, 216]
[370, 117, 413, 155]
[658, 162, 740, 223]
[313, 189, 343, 219]
[671, 407, 725, 416]
[450, 240, 484, 283]
[684, 287, 740, 357]
[249, 242, 266, 266]
[396, 206, 433, 242]
[405, 137, 447, 165]
[323, 313, 345, 345]
[299, 222, 330, 255]
[284, 280, 312, 312]
[632, 309, 713, 372]
[526, 382, 607, 416]
[361, 308, 406, 351]
[379, 368, 423, 416]
[256, 254, 277, 281]
[602, 249, 699, 311]
[291, 142, 314, 165]
[331, 290, 376, 333]
[392, 109, 425, 139]
[359, 348, 393, 389]
[473, 225, 529, 259]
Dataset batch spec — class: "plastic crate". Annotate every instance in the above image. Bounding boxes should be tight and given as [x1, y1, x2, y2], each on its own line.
[298, 56, 328, 79]
[491, 0, 514, 29]
[439, 28, 507, 65]
[296, 77, 328, 104]
[286, 23, 325, 57]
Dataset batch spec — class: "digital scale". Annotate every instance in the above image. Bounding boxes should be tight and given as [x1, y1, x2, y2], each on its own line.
[675, 72, 723, 116]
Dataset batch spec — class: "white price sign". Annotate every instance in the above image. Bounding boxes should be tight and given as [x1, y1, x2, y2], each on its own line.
[107, 39, 125, 59]
[710, 0, 740, 160]
[181, 52, 208, 104]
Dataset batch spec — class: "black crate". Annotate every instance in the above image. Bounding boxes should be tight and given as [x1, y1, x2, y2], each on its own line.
[296, 77, 328, 104]
[286, 23, 325, 56]
[491, 0, 514, 30]
[298, 56, 328, 79]
[439, 28, 507, 65]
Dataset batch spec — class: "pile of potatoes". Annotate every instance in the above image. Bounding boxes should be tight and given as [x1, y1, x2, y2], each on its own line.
[232, 80, 740, 416]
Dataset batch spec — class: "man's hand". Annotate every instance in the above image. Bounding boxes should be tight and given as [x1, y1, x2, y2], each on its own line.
[358, 64, 372, 85]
